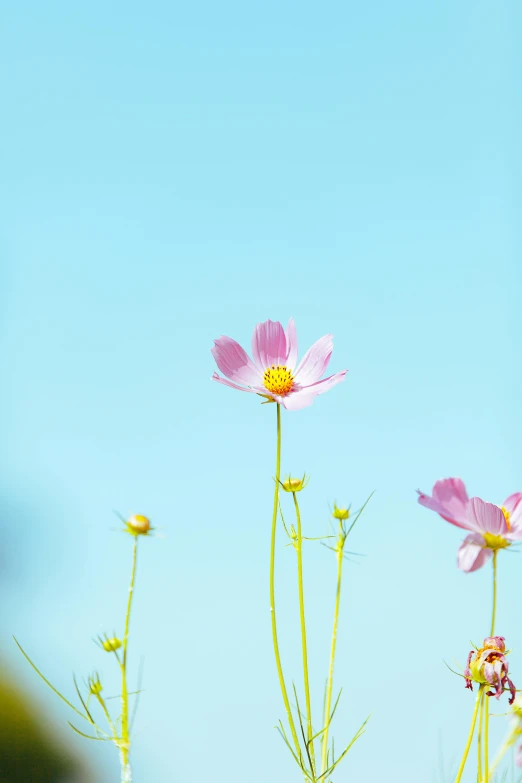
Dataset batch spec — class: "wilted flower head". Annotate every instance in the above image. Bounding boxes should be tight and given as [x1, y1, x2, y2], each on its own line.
[126, 514, 151, 536]
[280, 474, 309, 493]
[417, 478, 522, 572]
[211, 318, 347, 411]
[464, 636, 516, 703]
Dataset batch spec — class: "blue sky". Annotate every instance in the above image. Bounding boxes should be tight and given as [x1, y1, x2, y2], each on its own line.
[1, 1, 520, 781]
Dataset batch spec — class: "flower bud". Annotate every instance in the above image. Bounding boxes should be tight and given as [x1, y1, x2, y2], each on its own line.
[332, 504, 350, 521]
[89, 674, 103, 695]
[102, 637, 122, 652]
[126, 514, 151, 536]
[281, 475, 308, 493]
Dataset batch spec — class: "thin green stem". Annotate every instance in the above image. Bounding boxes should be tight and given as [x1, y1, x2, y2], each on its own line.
[477, 688, 484, 782]
[95, 692, 118, 742]
[120, 535, 138, 783]
[270, 404, 302, 761]
[491, 551, 497, 637]
[455, 685, 484, 783]
[293, 492, 315, 775]
[484, 696, 489, 783]
[321, 534, 344, 778]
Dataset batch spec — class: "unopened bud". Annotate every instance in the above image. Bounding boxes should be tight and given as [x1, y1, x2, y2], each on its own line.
[126, 514, 151, 536]
[89, 674, 103, 695]
[332, 504, 350, 521]
[102, 637, 122, 652]
[281, 475, 308, 493]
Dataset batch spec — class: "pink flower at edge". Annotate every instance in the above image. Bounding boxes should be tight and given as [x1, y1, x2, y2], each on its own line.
[417, 479, 522, 572]
[211, 318, 347, 411]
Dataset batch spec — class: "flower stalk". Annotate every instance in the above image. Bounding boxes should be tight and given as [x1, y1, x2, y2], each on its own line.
[455, 685, 484, 783]
[320, 524, 344, 778]
[293, 491, 315, 774]
[119, 535, 138, 783]
[270, 403, 302, 760]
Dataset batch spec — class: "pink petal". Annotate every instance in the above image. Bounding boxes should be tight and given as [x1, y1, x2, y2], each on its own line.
[211, 336, 262, 386]
[280, 370, 347, 411]
[281, 391, 317, 411]
[211, 372, 267, 395]
[503, 492, 522, 526]
[294, 334, 334, 385]
[251, 320, 287, 371]
[457, 533, 492, 572]
[467, 497, 507, 535]
[285, 318, 298, 370]
[417, 478, 472, 530]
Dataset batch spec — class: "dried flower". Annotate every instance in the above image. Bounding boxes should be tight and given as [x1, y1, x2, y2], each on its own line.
[464, 636, 516, 703]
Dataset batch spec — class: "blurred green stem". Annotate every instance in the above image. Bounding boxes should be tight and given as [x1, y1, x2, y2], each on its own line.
[293, 491, 315, 774]
[321, 526, 344, 778]
[120, 536, 138, 783]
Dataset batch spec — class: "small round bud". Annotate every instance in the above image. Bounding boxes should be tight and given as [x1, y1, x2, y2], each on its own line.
[332, 504, 350, 521]
[127, 514, 151, 536]
[102, 637, 122, 652]
[281, 475, 308, 493]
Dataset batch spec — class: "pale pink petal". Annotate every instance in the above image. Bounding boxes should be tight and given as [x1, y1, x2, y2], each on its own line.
[294, 334, 334, 385]
[281, 371, 347, 411]
[211, 336, 262, 386]
[251, 320, 287, 370]
[503, 492, 522, 526]
[211, 372, 267, 395]
[457, 533, 492, 572]
[467, 497, 507, 535]
[417, 478, 473, 530]
[285, 318, 298, 370]
[281, 391, 317, 411]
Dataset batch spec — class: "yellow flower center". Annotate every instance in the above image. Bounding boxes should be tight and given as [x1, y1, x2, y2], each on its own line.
[501, 506, 512, 531]
[483, 532, 510, 550]
[263, 365, 294, 395]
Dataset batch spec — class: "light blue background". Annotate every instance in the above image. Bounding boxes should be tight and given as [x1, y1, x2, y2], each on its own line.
[1, 2, 520, 781]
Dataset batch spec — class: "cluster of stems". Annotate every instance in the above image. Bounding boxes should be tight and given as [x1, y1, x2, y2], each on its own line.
[269, 403, 367, 782]
[454, 552, 499, 783]
[15, 531, 143, 783]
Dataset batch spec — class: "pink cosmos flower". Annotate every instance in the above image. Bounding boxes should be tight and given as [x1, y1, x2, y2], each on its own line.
[211, 318, 347, 411]
[464, 636, 516, 704]
[417, 478, 522, 572]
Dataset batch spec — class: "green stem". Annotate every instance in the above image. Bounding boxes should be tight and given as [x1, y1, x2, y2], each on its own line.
[483, 696, 489, 783]
[454, 685, 483, 783]
[293, 492, 315, 775]
[270, 404, 302, 761]
[321, 533, 344, 778]
[477, 688, 484, 782]
[491, 551, 497, 637]
[120, 536, 138, 783]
